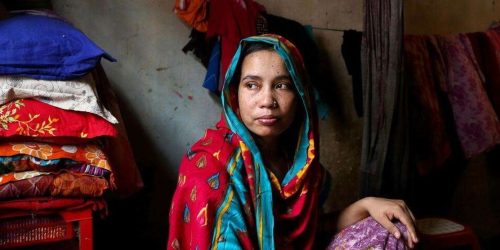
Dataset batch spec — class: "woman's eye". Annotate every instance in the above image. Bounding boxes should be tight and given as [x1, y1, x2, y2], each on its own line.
[244, 82, 258, 89]
[275, 82, 291, 90]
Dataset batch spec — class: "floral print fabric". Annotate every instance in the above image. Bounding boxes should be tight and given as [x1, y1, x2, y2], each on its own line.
[0, 141, 113, 187]
[438, 35, 500, 158]
[0, 172, 109, 200]
[0, 142, 112, 171]
[328, 217, 408, 250]
[0, 73, 118, 124]
[0, 166, 110, 186]
[0, 99, 117, 140]
[0, 155, 110, 176]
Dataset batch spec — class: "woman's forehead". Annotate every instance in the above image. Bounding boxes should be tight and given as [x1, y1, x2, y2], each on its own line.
[241, 50, 288, 73]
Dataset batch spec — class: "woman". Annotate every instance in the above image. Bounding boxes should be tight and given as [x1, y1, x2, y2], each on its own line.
[167, 34, 418, 249]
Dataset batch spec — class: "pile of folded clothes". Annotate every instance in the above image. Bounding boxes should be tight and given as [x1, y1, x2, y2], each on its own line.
[0, 10, 142, 248]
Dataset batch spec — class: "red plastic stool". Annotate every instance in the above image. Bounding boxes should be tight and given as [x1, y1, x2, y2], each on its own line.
[61, 206, 94, 250]
[0, 206, 94, 250]
[416, 217, 481, 250]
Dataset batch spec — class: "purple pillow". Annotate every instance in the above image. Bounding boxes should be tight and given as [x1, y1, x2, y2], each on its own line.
[0, 14, 115, 80]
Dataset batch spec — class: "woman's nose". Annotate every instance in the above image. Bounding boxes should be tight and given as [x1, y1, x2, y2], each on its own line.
[259, 88, 275, 108]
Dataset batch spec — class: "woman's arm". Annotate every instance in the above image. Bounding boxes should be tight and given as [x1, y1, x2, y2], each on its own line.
[336, 197, 419, 248]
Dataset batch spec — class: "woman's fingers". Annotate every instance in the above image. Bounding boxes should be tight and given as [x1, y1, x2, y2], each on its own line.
[405, 208, 419, 243]
[407, 206, 416, 223]
[377, 200, 418, 248]
[364, 197, 419, 248]
[392, 209, 418, 248]
[398, 202, 419, 243]
[376, 214, 403, 240]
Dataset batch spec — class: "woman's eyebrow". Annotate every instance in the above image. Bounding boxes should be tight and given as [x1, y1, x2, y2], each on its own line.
[274, 75, 291, 81]
[240, 74, 291, 81]
[241, 75, 262, 81]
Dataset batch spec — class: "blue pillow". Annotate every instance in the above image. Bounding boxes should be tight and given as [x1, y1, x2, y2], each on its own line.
[0, 14, 116, 80]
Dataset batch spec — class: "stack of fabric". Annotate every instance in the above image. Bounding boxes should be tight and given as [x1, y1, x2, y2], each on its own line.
[0, 11, 140, 205]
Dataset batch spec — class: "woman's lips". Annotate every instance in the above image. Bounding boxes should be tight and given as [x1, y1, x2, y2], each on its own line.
[256, 115, 278, 126]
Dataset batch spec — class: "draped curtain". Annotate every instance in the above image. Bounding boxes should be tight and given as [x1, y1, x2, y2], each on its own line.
[360, 0, 410, 197]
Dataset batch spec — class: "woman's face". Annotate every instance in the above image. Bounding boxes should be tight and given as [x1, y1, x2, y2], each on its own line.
[237, 49, 298, 142]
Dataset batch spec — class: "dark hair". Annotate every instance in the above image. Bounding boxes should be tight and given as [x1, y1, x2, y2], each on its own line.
[241, 42, 275, 57]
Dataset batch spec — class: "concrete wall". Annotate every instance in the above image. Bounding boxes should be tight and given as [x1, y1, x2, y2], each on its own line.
[51, 0, 363, 248]
[405, 0, 500, 34]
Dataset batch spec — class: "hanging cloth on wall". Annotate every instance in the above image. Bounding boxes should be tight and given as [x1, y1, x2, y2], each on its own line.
[360, 0, 409, 197]
[341, 30, 363, 117]
[206, 0, 265, 91]
[173, 0, 208, 32]
[403, 28, 500, 174]
[181, 28, 214, 68]
[484, 29, 500, 115]
[403, 35, 453, 175]
[202, 39, 221, 93]
[437, 34, 500, 158]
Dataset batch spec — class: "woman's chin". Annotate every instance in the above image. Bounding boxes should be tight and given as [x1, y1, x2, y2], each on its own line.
[250, 128, 285, 141]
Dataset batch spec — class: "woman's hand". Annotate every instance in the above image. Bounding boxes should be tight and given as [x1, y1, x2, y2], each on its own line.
[363, 197, 418, 248]
[337, 197, 419, 248]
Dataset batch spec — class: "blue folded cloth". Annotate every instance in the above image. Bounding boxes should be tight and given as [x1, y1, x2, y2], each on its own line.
[202, 39, 221, 93]
[0, 13, 115, 80]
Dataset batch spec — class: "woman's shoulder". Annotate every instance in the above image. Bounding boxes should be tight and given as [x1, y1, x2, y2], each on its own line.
[189, 121, 239, 161]
[175, 125, 238, 196]
[179, 122, 238, 171]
